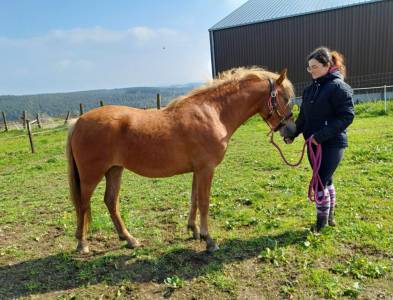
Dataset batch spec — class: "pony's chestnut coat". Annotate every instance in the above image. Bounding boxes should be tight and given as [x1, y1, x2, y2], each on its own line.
[67, 67, 295, 253]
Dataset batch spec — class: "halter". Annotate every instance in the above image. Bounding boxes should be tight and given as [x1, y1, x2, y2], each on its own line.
[263, 78, 293, 132]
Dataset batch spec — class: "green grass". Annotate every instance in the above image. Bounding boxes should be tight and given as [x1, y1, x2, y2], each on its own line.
[0, 101, 393, 299]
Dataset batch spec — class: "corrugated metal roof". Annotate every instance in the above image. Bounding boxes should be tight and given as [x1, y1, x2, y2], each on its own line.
[210, 0, 382, 31]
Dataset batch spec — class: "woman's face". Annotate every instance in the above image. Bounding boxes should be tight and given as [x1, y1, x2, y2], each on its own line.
[307, 58, 330, 79]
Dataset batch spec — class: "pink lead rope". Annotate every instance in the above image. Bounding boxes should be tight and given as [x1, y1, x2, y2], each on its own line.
[307, 136, 326, 205]
[269, 132, 325, 204]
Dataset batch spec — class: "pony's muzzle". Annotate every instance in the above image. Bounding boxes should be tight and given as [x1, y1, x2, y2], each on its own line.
[279, 121, 297, 139]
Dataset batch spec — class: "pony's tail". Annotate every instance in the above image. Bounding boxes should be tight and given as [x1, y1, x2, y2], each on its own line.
[66, 119, 84, 228]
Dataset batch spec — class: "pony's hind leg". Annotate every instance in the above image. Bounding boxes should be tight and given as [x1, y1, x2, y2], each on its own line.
[104, 166, 141, 248]
[75, 182, 96, 254]
[187, 173, 200, 239]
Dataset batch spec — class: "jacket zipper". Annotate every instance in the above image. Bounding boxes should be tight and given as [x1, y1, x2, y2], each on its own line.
[310, 81, 320, 103]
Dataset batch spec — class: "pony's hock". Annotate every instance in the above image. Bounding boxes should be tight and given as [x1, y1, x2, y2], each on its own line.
[66, 67, 295, 254]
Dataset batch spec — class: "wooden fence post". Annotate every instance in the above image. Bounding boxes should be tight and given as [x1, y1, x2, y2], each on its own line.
[384, 85, 387, 113]
[26, 120, 35, 153]
[22, 111, 27, 129]
[80, 104, 84, 116]
[36, 113, 42, 129]
[64, 111, 70, 125]
[1, 111, 8, 131]
[100, 100, 104, 107]
[156, 93, 161, 110]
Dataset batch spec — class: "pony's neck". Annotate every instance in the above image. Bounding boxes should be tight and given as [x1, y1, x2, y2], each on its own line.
[215, 79, 268, 137]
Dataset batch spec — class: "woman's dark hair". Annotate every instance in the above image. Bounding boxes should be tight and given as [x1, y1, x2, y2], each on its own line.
[307, 47, 346, 78]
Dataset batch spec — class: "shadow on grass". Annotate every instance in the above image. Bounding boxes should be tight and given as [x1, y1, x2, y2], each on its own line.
[0, 229, 308, 298]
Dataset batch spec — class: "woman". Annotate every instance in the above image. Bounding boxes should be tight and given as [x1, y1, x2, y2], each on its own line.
[282, 47, 355, 231]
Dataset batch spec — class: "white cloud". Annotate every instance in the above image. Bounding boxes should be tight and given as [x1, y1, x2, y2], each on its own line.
[0, 26, 212, 94]
[55, 59, 94, 71]
[0, 26, 180, 46]
[129, 26, 156, 42]
[48, 26, 178, 44]
[50, 27, 126, 43]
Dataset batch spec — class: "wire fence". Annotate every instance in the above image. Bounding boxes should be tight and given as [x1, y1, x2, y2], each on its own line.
[294, 71, 393, 94]
[0, 116, 68, 132]
[0, 124, 67, 141]
[0, 94, 164, 131]
[292, 84, 393, 111]
[0, 95, 166, 153]
[352, 85, 393, 112]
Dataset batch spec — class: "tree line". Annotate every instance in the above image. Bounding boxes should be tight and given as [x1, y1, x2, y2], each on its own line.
[0, 84, 199, 120]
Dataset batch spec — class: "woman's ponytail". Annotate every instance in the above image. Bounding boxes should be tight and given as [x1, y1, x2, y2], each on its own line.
[331, 51, 346, 78]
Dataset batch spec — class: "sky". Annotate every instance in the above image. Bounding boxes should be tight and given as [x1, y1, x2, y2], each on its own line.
[0, 0, 249, 95]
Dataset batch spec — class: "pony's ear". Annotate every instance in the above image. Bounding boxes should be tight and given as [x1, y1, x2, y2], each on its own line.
[276, 68, 287, 86]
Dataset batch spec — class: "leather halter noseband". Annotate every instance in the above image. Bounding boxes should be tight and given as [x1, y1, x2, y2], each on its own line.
[263, 78, 293, 132]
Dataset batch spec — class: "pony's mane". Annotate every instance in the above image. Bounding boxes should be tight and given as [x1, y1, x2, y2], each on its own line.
[166, 67, 295, 108]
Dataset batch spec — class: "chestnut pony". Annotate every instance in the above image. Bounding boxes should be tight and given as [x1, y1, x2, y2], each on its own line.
[66, 67, 295, 253]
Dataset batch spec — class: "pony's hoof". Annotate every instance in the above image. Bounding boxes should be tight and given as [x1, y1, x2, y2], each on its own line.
[206, 243, 219, 253]
[200, 234, 219, 252]
[76, 242, 89, 254]
[126, 239, 142, 249]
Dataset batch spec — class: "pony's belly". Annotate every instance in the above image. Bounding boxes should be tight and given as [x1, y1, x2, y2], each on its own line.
[121, 153, 193, 178]
[124, 163, 192, 178]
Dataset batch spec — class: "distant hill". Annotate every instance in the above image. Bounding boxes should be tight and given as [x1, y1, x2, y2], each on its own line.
[0, 83, 202, 121]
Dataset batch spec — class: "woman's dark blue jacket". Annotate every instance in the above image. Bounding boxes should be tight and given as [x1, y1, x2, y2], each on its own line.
[295, 70, 355, 148]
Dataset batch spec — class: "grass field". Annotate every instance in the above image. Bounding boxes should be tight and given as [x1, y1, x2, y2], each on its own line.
[1, 101, 392, 299]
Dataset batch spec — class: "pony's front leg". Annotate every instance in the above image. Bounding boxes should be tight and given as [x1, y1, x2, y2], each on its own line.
[196, 168, 219, 253]
[187, 173, 200, 239]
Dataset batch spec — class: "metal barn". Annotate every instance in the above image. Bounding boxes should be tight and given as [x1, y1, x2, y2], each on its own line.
[209, 0, 393, 95]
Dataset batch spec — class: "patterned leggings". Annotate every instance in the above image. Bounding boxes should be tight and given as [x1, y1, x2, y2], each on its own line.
[308, 146, 345, 216]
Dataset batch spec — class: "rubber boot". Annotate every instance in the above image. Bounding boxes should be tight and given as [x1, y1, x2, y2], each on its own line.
[328, 207, 336, 226]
